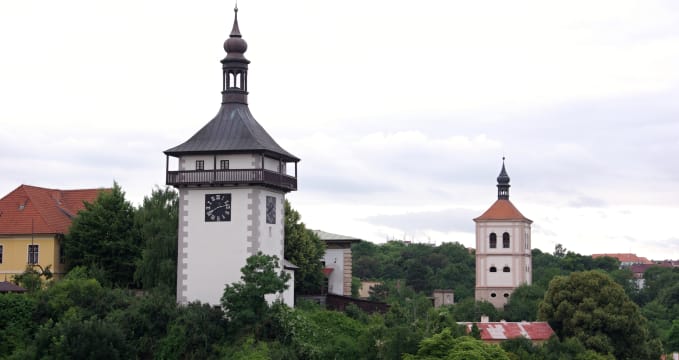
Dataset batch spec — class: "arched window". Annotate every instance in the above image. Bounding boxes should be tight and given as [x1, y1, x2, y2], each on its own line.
[489, 233, 497, 248]
[490, 266, 497, 272]
[502, 232, 510, 248]
[503, 266, 510, 273]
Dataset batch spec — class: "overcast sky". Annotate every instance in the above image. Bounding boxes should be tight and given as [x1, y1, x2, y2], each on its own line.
[1, 1, 678, 260]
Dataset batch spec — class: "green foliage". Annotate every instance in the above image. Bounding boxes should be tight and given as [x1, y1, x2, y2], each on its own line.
[12, 266, 48, 292]
[0, 294, 37, 356]
[353, 240, 475, 300]
[450, 298, 499, 322]
[284, 200, 325, 295]
[538, 270, 662, 360]
[64, 182, 139, 287]
[504, 284, 545, 321]
[221, 252, 290, 331]
[134, 186, 178, 292]
[667, 319, 679, 352]
[31, 309, 133, 360]
[266, 304, 376, 360]
[156, 302, 227, 360]
[107, 289, 178, 358]
[403, 330, 510, 360]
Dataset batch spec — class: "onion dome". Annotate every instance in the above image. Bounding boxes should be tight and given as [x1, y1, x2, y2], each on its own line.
[223, 6, 248, 60]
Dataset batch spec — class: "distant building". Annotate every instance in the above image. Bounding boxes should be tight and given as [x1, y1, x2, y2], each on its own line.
[460, 318, 555, 345]
[358, 280, 382, 299]
[474, 159, 532, 308]
[432, 289, 455, 307]
[313, 230, 360, 296]
[591, 253, 653, 267]
[0, 185, 103, 281]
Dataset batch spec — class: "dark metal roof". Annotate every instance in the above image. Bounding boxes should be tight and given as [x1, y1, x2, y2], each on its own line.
[164, 103, 299, 162]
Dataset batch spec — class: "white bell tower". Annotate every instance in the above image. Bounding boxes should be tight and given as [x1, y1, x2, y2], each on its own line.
[164, 7, 299, 305]
[474, 159, 532, 308]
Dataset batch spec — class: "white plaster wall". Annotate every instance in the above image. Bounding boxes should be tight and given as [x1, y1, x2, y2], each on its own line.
[180, 187, 251, 305]
[178, 185, 290, 306]
[323, 248, 345, 295]
[179, 154, 257, 170]
[282, 269, 295, 306]
[263, 156, 284, 172]
[252, 190, 285, 261]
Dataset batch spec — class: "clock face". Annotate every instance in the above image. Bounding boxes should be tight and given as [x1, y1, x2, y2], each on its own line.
[266, 196, 276, 224]
[205, 193, 231, 222]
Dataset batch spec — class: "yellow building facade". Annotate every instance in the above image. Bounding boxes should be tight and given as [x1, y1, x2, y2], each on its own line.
[0, 185, 102, 281]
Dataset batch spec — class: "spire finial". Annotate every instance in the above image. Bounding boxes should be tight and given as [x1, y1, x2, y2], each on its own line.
[496, 157, 511, 200]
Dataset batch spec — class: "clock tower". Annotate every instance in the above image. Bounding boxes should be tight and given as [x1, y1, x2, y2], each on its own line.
[164, 7, 299, 305]
[474, 159, 532, 308]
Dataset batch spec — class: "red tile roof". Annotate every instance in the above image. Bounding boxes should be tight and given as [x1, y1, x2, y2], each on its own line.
[0, 185, 104, 235]
[474, 199, 532, 223]
[591, 253, 653, 264]
[463, 321, 554, 341]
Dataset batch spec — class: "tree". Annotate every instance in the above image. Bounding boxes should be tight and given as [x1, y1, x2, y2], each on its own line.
[221, 252, 290, 331]
[403, 330, 510, 360]
[504, 284, 545, 321]
[538, 270, 662, 359]
[283, 200, 325, 295]
[64, 182, 138, 287]
[134, 187, 178, 292]
[553, 243, 567, 258]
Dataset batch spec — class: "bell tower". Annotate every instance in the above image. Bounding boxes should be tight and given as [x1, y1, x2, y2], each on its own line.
[474, 159, 532, 308]
[164, 7, 300, 305]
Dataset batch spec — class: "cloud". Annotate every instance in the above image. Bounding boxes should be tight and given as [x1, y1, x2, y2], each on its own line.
[363, 208, 478, 234]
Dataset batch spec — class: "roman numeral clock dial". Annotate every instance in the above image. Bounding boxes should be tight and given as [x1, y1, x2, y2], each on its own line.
[205, 193, 231, 222]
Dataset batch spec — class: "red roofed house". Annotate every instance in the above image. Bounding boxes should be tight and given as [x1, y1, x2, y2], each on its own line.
[461, 318, 555, 345]
[474, 159, 533, 308]
[0, 185, 104, 281]
[591, 253, 653, 267]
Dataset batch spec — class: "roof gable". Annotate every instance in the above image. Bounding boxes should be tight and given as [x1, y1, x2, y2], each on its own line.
[164, 104, 299, 161]
[0, 185, 103, 235]
[474, 199, 532, 223]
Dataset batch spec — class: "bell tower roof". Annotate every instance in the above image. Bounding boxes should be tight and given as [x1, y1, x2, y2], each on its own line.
[474, 158, 531, 223]
[164, 6, 299, 162]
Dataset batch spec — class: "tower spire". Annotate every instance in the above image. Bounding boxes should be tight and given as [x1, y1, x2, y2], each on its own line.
[221, 5, 250, 104]
[496, 157, 510, 200]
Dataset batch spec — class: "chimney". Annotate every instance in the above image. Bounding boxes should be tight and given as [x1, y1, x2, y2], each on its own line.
[480, 315, 489, 323]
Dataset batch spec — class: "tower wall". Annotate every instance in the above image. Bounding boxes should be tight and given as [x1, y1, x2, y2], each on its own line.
[177, 185, 285, 305]
[475, 220, 532, 308]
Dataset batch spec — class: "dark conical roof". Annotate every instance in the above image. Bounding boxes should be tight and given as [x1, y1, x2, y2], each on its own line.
[164, 104, 299, 161]
[497, 158, 510, 185]
[496, 157, 510, 200]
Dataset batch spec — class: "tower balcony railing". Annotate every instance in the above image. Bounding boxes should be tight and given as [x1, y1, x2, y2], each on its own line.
[166, 169, 297, 191]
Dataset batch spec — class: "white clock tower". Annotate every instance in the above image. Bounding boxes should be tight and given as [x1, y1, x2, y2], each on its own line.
[164, 7, 299, 305]
[474, 159, 532, 308]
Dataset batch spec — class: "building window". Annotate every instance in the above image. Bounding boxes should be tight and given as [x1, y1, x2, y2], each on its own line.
[28, 244, 39, 264]
[220, 160, 229, 170]
[196, 160, 204, 171]
[504, 293, 510, 298]
[489, 233, 497, 248]
[503, 232, 510, 248]
[0, 245, 3, 263]
[59, 244, 65, 264]
[490, 266, 497, 272]
[490, 292, 497, 298]
[503, 266, 510, 273]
